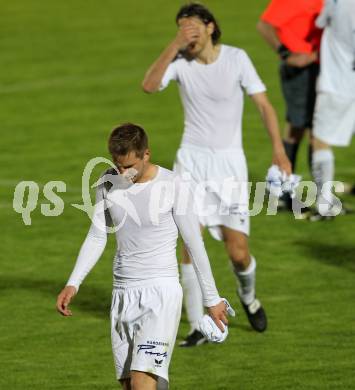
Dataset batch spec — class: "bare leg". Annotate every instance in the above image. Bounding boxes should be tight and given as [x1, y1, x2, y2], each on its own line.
[181, 225, 205, 264]
[221, 226, 267, 331]
[130, 371, 157, 390]
[313, 136, 330, 151]
[221, 226, 254, 303]
[221, 226, 250, 271]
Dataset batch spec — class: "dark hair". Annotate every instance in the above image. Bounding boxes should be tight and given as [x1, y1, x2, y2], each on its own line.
[108, 123, 148, 159]
[176, 3, 221, 44]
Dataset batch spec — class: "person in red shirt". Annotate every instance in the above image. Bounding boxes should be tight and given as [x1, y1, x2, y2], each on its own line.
[257, 0, 323, 212]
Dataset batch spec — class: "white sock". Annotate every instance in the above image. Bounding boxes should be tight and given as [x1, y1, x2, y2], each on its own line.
[234, 256, 256, 305]
[312, 149, 334, 214]
[180, 263, 204, 332]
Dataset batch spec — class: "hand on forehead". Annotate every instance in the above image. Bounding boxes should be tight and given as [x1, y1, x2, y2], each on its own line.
[179, 16, 203, 28]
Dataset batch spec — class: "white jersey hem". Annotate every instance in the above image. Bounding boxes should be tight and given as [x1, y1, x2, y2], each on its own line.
[113, 276, 179, 289]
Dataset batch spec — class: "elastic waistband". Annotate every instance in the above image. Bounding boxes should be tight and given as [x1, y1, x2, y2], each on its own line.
[113, 276, 180, 290]
[180, 142, 244, 154]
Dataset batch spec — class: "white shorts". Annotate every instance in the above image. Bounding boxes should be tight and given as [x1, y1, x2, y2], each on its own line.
[174, 144, 250, 240]
[313, 92, 355, 147]
[110, 278, 182, 384]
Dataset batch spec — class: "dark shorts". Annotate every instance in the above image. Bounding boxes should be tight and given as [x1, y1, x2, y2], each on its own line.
[279, 62, 319, 129]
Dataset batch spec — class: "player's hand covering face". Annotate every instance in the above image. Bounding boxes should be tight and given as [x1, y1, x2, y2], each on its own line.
[113, 151, 149, 184]
[176, 17, 212, 55]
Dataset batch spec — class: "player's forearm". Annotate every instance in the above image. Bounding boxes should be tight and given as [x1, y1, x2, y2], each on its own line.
[173, 211, 221, 307]
[185, 243, 221, 307]
[257, 97, 284, 151]
[66, 226, 107, 291]
[184, 239, 221, 307]
[257, 20, 281, 51]
[142, 41, 180, 93]
[253, 94, 292, 173]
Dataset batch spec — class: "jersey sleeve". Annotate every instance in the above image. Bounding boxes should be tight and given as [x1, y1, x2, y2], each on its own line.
[352, 6, 355, 54]
[238, 50, 266, 96]
[172, 177, 221, 308]
[159, 60, 178, 91]
[261, 0, 300, 27]
[316, 0, 332, 28]
[66, 184, 109, 291]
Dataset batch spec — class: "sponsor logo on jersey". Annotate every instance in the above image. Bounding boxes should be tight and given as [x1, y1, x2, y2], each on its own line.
[154, 359, 163, 367]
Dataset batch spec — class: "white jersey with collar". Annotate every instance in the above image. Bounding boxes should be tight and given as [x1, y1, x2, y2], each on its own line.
[66, 166, 221, 307]
[316, 0, 355, 98]
[160, 44, 266, 149]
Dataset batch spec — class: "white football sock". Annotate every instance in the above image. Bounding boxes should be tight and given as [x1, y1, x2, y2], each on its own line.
[312, 149, 334, 214]
[234, 256, 256, 305]
[180, 263, 204, 332]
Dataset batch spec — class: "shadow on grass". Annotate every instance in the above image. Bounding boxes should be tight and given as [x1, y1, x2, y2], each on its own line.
[0, 276, 263, 334]
[0, 276, 111, 318]
[296, 241, 355, 272]
[236, 323, 254, 332]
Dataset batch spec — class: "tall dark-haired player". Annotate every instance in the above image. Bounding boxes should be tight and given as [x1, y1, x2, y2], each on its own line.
[143, 3, 291, 346]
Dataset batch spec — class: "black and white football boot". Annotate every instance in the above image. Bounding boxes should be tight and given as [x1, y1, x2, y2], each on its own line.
[179, 329, 207, 347]
[309, 203, 352, 222]
[240, 297, 267, 333]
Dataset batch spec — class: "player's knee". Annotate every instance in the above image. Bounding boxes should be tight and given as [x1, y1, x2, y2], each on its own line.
[312, 136, 330, 151]
[232, 250, 249, 267]
[225, 242, 249, 265]
[130, 371, 157, 390]
[130, 372, 140, 390]
[130, 376, 141, 390]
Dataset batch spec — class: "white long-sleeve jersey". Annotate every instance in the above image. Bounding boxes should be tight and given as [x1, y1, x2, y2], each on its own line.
[66, 166, 221, 307]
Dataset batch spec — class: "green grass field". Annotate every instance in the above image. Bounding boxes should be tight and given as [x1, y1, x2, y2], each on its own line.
[1, 1, 354, 389]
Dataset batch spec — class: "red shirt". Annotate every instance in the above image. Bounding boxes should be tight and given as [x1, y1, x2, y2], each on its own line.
[261, 0, 323, 53]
